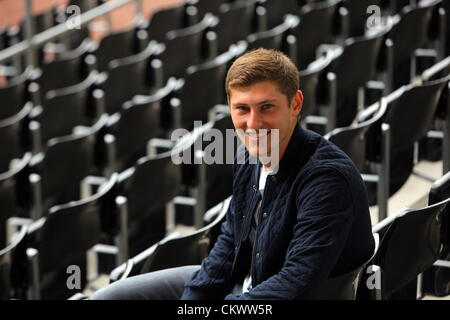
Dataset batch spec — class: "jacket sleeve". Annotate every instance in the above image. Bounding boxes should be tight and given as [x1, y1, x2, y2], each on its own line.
[224, 167, 357, 300]
[181, 197, 237, 300]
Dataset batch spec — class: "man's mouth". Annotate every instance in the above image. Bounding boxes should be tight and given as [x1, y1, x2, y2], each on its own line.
[244, 130, 271, 138]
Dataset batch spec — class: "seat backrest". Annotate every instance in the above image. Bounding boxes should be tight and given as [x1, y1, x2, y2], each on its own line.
[40, 71, 97, 142]
[139, 197, 229, 273]
[194, 0, 227, 18]
[429, 171, 450, 256]
[35, 173, 118, 275]
[39, 115, 108, 200]
[385, 75, 449, 151]
[330, 27, 387, 97]
[0, 153, 32, 248]
[372, 199, 450, 298]
[0, 103, 32, 173]
[94, 27, 139, 72]
[388, 4, 434, 65]
[37, 42, 89, 95]
[0, 69, 31, 120]
[263, 0, 298, 29]
[120, 151, 182, 223]
[292, 0, 340, 69]
[215, 0, 257, 53]
[147, 3, 188, 42]
[177, 50, 234, 129]
[344, 0, 383, 37]
[299, 54, 332, 118]
[106, 79, 172, 171]
[101, 42, 162, 115]
[0, 225, 28, 300]
[326, 97, 387, 171]
[246, 14, 296, 52]
[159, 15, 215, 83]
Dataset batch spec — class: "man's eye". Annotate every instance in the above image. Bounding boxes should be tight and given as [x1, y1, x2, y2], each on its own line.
[237, 106, 249, 111]
[262, 104, 273, 110]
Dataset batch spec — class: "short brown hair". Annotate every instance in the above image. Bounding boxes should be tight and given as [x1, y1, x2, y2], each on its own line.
[225, 48, 299, 103]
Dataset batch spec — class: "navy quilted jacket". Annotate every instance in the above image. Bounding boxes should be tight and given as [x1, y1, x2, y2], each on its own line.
[182, 124, 374, 299]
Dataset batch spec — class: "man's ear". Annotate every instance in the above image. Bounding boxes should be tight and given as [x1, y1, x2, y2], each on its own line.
[291, 90, 303, 117]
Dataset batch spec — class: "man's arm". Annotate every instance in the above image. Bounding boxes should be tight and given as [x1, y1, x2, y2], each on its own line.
[224, 167, 357, 300]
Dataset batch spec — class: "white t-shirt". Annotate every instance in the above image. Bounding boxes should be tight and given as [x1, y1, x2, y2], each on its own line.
[241, 166, 273, 293]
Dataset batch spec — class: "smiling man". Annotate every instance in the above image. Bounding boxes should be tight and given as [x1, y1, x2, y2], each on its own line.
[181, 49, 375, 299]
[92, 49, 374, 301]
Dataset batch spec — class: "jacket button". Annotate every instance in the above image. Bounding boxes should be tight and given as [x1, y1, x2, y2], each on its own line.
[263, 212, 268, 218]
[256, 252, 260, 259]
[235, 246, 238, 252]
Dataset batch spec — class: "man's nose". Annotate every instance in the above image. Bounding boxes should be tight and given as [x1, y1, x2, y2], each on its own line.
[247, 110, 262, 129]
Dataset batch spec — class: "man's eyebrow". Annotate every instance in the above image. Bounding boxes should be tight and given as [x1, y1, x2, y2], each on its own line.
[232, 99, 278, 106]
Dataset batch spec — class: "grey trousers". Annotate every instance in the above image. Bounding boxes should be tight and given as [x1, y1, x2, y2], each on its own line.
[91, 265, 201, 300]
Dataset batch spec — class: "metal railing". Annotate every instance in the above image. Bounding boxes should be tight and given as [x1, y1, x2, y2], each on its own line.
[0, 0, 143, 67]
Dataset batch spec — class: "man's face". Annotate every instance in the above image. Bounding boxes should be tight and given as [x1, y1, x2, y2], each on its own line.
[229, 81, 303, 165]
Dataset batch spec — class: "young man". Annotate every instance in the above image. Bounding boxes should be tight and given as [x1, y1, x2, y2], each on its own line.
[92, 49, 374, 300]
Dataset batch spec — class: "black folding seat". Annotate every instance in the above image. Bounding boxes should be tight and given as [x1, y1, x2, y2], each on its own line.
[0, 226, 28, 300]
[24, 173, 118, 300]
[34, 41, 92, 97]
[213, 0, 258, 54]
[188, 0, 228, 19]
[108, 150, 183, 260]
[383, 2, 438, 90]
[325, 25, 387, 128]
[246, 15, 298, 52]
[168, 46, 239, 131]
[90, 26, 144, 72]
[101, 79, 174, 173]
[420, 56, 450, 173]
[342, 0, 383, 38]
[27, 115, 108, 219]
[173, 111, 240, 228]
[32, 71, 101, 145]
[98, 41, 162, 115]
[362, 197, 450, 299]
[108, 197, 230, 283]
[298, 55, 332, 124]
[359, 75, 449, 220]
[0, 68, 33, 121]
[0, 103, 32, 173]
[325, 97, 387, 172]
[422, 171, 450, 297]
[262, 0, 298, 29]
[290, 0, 341, 70]
[156, 14, 218, 84]
[145, 2, 190, 43]
[0, 153, 32, 249]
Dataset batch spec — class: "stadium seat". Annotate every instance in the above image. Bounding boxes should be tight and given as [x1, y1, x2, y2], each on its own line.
[27, 114, 108, 220]
[359, 74, 449, 221]
[100, 78, 174, 174]
[144, 2, 190, 43]
[0, 67, 34, 120]
[0, 225, 28, 300]
[246, 14, 298, 52]
[108, 196, 229, 283]
[342, 0, 383, 38]
[422, 171, 450, 297]
[34, 41, 92, 97]
[97, 41, 163, 114]
[261, 0, 298, 29]
[156, 14, 218, 84]
[366, 196, 450, 299]
[0, 103, 32, 173]
[290, 0, 341, 70]
[32, 71, 101, 145]
[0, 153, 32, 248]
[24, 173, 118, 300]
[325, 24, 388, 128]
[169, 45, 241, 131]
[212, 0, 258, 54]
